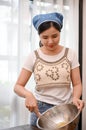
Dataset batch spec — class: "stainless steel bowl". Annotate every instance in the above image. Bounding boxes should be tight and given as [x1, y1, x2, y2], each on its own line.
[37, 104, 80, 130]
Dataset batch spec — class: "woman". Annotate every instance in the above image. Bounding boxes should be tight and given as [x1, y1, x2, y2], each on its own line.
[14, 12, 84, 127]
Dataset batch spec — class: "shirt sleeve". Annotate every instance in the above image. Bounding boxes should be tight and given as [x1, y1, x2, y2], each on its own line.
[67, 48, 80, 69]
[22, 51, 36, 72]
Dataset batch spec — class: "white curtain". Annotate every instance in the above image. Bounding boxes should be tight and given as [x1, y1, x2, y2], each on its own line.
[0, 0, 30, 128]
[0, 0, 79, 128]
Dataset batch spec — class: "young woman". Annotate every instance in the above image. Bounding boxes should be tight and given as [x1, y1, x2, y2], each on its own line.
[14, 12, 84, 128]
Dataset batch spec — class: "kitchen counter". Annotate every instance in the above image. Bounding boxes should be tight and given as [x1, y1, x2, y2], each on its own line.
[0, 124, 40, 130]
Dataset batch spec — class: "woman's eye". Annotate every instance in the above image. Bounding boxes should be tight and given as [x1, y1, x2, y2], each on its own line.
[52, 35, 57, 38]
[43, 37, 48, 39]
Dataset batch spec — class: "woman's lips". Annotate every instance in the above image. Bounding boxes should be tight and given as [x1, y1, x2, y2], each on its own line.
[48, 45, 54, 48]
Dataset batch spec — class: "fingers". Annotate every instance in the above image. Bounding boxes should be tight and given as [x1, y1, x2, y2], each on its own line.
[73, 99, 85, 111]
[25, 102, 41, 117]
[24, 93, 40, 116]
[26, 102, 36, 112]
[79, 100, 85, 109]
[34, 108, 41, 117]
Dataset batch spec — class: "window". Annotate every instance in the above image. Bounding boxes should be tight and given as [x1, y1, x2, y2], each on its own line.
[0, 0, 19, 128]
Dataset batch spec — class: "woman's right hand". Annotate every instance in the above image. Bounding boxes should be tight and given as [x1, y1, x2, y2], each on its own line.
[25, 91, 41, 117]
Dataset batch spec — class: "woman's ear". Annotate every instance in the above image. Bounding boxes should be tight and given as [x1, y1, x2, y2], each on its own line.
[39, 41, 43, 47]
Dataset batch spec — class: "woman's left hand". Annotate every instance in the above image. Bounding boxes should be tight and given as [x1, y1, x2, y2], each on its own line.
[72, 97, 85, 111]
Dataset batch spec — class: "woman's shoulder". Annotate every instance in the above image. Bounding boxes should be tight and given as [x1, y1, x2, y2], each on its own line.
[27, 49, 39, 58]
[67, 47, 78, 57]
[22, 49, 38, 72]
[23, 50, 38, 65]
[66, 47, 79, 68]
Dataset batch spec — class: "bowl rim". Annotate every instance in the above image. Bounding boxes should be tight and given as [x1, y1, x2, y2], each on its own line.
[36, 103, 80, 129]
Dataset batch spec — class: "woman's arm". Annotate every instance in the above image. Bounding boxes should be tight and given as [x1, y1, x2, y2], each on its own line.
[14, 68, 32, 97]
[71, 67, 84, 111]
[14, 68, 40, 117]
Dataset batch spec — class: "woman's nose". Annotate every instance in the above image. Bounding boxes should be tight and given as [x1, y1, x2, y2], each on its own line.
[48, 38, 53, 44]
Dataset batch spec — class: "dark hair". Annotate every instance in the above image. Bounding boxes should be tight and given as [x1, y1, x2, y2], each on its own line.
[38, 21, 61, 35]
[38, 21, 61, 47]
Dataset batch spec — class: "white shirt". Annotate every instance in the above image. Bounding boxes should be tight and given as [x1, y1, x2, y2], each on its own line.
[23, 47, 80, 105]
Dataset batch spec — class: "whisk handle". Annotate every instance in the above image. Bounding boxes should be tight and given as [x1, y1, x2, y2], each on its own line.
[34, 108, 41, 117]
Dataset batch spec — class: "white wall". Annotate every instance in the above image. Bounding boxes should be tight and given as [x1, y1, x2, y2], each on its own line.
[82, 0, 86, 129]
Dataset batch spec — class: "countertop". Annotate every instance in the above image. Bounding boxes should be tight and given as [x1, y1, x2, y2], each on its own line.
[0, 124, 40, 130]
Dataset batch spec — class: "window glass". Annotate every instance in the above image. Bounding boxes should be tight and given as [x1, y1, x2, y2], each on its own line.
[0, 0, 18, 128]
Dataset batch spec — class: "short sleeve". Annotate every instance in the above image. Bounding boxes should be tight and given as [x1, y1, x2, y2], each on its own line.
[22, 52, 36, 72]
[67, 48, 80, 69]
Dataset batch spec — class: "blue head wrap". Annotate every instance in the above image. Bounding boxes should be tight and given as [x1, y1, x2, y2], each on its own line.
[32, 12, 63, 30]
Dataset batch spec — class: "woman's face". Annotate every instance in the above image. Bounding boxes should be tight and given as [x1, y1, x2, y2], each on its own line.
[39, 26, 60, 51]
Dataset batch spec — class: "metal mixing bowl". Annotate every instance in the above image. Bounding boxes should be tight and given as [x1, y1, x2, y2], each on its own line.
[37, 104, 80, 130]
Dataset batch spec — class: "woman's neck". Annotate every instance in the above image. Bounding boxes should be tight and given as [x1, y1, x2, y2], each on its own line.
[40, 45, 64, 55]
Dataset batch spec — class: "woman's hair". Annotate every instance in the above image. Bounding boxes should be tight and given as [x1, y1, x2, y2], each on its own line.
[38, 21, 61, 47]
[38, 21, 61, 35]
